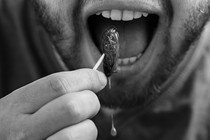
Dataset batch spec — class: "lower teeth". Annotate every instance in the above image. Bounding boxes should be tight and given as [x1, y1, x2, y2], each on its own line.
[118, 53, 142, 66]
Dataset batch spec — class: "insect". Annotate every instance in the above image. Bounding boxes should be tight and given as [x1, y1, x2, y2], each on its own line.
[101, 27, 120, 136]
[101, 27, 120, 78]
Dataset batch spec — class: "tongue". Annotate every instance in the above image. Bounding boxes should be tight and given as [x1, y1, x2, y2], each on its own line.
[90, 16, 149, 58]
[116, 19, 149, 58]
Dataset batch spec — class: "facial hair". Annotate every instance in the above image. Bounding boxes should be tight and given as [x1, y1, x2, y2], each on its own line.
[31, 0, 210, 108]
[98, 2, 210, 109]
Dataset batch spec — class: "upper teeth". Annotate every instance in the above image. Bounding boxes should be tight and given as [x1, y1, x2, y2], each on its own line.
[96, 10, 149, 21]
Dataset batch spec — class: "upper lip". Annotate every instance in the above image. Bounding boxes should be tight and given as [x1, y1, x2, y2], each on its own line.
[82, 0, 164, 22]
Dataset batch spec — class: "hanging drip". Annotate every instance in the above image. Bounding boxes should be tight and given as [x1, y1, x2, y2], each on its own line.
[101, 26, 119, 137]
[108, 77, 112, 89]
[110, 113, 117, 137]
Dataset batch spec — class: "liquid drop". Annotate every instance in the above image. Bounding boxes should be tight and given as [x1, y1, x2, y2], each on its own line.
[108, 77, 112, 89]
[110, 114, 117, 137]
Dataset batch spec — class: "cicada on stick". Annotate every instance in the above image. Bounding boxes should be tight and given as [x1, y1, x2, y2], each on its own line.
[101, 27, 120, 88]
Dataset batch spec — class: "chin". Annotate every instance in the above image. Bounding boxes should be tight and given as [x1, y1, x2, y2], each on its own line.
[32, 0, 210, 109]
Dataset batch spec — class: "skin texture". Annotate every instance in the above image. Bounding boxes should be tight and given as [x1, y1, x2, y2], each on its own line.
[31, 0, 210, 108]
[0, 0, 210, 139]
[0, 69, 107, 139]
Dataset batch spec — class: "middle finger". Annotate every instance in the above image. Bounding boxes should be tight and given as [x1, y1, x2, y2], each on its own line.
[28, 90, 100, 139]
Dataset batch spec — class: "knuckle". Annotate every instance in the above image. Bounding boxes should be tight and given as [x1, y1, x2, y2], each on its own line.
[65, 100, 82, 118]
[62, 91, 100, 119]
[48, 74, 69, 95]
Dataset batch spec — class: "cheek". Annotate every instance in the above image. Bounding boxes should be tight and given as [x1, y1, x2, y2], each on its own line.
[36, 0, 78, 39]
[41, 0, 65, 12]
[172, 0, 201, 21]
[170, 0, 202, 53]
[39, 0, 76, 15]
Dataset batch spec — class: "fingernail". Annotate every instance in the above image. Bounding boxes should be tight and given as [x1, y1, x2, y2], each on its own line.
[97, 71, 107, 86]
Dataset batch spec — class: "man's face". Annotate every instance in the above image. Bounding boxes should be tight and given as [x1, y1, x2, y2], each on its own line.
[32, 0, 210, 109]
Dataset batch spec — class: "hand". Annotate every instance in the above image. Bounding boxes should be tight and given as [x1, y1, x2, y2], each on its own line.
[0, 69, 107, 140]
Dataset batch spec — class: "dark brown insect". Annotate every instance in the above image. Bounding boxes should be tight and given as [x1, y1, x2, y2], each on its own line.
[101, 27, 120, 77]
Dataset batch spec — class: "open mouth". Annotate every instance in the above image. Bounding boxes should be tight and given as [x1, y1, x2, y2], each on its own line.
[87, 10, 159, 67]
[80, 2, 164, 108]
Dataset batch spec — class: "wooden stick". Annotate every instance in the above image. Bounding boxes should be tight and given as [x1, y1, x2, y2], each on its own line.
[93, 54, 105, 70]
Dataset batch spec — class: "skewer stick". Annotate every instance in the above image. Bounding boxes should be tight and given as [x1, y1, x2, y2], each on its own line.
[93, 54, 105, 70]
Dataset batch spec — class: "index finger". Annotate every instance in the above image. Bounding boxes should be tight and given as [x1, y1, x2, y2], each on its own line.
[47, 69, 107, 94]
[9, 69, 107, 114]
